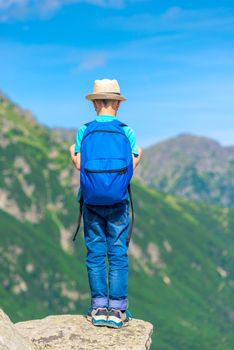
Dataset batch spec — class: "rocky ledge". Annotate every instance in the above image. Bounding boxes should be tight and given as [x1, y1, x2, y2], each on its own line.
[0, 308, 153, 350]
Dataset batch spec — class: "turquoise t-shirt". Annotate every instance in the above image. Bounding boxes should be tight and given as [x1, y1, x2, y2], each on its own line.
[75, 114, 139, 202]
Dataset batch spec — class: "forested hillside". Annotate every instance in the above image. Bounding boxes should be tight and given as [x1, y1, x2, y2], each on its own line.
[1, 92, 234, 350]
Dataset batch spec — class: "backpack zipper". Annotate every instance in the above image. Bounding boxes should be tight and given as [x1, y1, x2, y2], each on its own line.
[85, 166, 128, 174]
[81, 129, 126, 144]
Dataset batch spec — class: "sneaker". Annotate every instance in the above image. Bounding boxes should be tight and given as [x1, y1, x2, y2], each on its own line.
[86, 307, 108, 326]
[106, 308, 133, 328]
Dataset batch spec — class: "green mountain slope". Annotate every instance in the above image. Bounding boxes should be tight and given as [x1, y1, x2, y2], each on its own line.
[136, 133, 234, 207]
[1, 92, 234, 350]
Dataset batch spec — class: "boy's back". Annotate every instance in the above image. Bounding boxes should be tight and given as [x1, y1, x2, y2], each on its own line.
[75, 114, 139, 203]
[70, 79, 142, 329]
[75, 114, 139, 156]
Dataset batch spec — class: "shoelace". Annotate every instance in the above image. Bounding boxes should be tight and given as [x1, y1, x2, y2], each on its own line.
[87, 306, 108, 316]
[95, 307, 108, 316]
[108, 308, 133, 320]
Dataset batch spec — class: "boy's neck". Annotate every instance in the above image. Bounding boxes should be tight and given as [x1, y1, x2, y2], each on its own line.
[97, 108, 117, 117]
[97, 113, 116, 117]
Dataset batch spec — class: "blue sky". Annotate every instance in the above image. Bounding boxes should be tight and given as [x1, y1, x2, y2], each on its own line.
[0, 0, 234, 147]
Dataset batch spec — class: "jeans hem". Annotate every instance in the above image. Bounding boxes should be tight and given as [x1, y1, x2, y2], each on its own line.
[109, 299, 128, 310]
[92, 297, 108, 309]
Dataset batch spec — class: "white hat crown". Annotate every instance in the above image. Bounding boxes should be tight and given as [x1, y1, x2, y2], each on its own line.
[93, 79, 120, 94]
[86, 78, 126, 101]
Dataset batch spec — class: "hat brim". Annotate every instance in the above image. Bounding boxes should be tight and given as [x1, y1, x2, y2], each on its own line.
[86, 93, 127, 101]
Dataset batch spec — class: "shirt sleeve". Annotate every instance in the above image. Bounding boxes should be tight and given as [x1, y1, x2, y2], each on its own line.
[122, 126, 139, 157]
[74, 125, 87, 153]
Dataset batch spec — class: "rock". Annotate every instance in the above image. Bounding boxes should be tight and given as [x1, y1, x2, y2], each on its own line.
[162, 275, 171, 285]
[15, 314, 153, 350]
[0, 307, 153, 350]
[216, 266, 228, 278]
[0, 308, 35, 350]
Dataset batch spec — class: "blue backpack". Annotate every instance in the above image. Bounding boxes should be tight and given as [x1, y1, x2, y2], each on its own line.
[72, 119, 134, 245]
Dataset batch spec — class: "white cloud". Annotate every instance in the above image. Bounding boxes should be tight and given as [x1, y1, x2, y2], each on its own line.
[0, 0, 26, 9]
[0, 0, 134, 21]
[99, 7, 234, 32]
[72, 51, 108, 74]
[0, 40, 110, 75]
[36, 0, 61, 16]
[161, 6, 182, 20]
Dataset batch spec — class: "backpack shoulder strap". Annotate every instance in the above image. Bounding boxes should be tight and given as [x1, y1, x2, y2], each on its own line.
[72, 192, 84, 242]
[126, 183, 134, 246]
[119, 122, 128, 127]
[110, 118, 128, 128]
[83, 120, 97, 129]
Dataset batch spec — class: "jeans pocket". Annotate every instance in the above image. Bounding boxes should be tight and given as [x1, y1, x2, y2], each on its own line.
[83, 205, 99, 225]
[114, 203, 130, 226]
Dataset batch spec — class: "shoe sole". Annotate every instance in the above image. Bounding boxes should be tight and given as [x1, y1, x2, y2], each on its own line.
[92, 319, 108, 327]
[86, 316, 108, 326]
[106, 320, 129, 328]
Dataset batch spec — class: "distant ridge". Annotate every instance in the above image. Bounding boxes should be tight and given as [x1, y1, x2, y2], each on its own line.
[136, 133, 234, 207]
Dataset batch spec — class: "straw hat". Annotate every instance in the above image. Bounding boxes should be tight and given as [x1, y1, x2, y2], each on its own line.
[86, 79, 127, 101]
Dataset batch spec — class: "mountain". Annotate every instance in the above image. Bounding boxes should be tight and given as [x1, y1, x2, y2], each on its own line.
[136, 133, 234, 207]
[52, 127, 76, 145]
[1, 91, 234, 350]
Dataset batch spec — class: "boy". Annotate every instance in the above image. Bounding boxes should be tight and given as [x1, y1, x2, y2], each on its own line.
[70, 79, 142, 328]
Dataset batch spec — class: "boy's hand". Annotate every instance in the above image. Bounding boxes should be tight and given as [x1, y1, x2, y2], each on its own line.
[69, 144, 81, 171]
[133, 146, 143, 170]
[69, 144, 75, 158]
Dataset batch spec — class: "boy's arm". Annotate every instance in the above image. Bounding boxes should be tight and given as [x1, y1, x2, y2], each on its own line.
[133, 146, 143, 170]
[123, 126, 142, 171]
[70, 125, 87, 171]
[69, 144, 81, 171]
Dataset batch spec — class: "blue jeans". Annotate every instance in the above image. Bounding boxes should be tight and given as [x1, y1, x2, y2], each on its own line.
[83, 200, 130, 310]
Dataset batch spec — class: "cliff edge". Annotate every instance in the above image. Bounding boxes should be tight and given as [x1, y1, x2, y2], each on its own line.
[0, 308, 153, 350]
